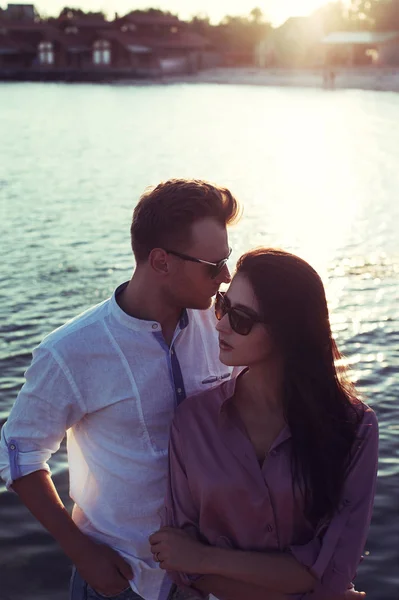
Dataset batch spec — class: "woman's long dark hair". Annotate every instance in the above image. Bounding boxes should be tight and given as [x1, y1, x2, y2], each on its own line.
[236, 248, 363, 526]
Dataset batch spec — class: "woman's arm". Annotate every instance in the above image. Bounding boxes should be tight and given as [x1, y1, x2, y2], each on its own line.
[150, 527, 314, 594]
[198, 544, 315, 593]
[194, 576, 287, 600]
[194, 577, 365, 600]
[288, 407, 379, 598]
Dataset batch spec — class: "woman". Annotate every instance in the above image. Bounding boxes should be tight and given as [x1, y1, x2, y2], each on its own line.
[150, 248, 378, 600]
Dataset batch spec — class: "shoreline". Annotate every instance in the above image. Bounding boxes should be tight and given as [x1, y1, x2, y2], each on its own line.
[154, 67, 399, 93]
[2, 67, 399, 92]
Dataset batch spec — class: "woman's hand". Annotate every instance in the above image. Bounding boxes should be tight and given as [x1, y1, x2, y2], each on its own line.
[149, 526, 206, 573]
[342, 590, 366, 599]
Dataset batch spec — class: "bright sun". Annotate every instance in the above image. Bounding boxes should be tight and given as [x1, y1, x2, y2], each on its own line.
[269, 0, 331, 24]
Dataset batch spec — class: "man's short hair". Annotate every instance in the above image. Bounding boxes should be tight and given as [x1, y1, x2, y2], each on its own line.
[131, 179, 240, 263]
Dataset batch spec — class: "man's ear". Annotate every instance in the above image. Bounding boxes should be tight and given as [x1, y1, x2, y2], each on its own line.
[149, 248, 169, 275]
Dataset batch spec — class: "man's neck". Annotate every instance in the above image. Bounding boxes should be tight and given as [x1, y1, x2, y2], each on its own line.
[117, 272, 181, 345]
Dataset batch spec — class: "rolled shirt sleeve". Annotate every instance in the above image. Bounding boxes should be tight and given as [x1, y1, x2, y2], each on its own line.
[288, 407, 379, 599]
[162, 419, 205, 597]
[0, 346, 86, 489]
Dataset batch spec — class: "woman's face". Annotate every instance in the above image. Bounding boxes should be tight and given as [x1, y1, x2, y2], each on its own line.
[216, 273, 275, 367]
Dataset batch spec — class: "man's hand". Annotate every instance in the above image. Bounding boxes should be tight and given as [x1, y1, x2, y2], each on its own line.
[74, 539, 133, 597]
[149, 526, 206, 573]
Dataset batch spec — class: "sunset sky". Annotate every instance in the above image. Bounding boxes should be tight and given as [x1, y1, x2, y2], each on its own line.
[30, 0, 334, 25]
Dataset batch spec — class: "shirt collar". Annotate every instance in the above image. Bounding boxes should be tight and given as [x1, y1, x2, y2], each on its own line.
[218, 370, 292, 448]
[179, 309, 189, 329]
[109, 282, 190, 333]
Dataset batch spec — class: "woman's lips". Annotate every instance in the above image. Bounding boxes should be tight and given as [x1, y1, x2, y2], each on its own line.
[219, 338, 233, 351]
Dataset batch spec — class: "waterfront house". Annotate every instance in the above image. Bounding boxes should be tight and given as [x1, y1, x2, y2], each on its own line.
[321, 31, 399, 66]
[0, 8, 213, 80]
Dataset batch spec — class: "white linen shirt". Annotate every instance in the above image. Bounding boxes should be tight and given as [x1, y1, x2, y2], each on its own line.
[0, 283, 231, 600]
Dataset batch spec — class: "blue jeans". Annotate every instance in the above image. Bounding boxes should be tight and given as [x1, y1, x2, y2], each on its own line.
[69, 567, 145, 600]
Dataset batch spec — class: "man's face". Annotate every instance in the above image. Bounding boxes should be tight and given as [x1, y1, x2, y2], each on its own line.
[165, 217, 231, 310]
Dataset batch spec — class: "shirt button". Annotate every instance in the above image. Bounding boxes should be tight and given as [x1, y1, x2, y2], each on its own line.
[152, 324, 158, 330]
[266, 524, 273, 532]
[10, 444, 16, 450]
[177, 388, 182, 393]
[171, 349, 174, 355]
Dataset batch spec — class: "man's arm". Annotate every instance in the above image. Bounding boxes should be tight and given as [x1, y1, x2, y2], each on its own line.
[12, 470, 133, 596]
[0, 347, 133, 597]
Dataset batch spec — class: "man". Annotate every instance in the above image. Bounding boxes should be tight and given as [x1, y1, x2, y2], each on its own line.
[0, 179, 239, 600]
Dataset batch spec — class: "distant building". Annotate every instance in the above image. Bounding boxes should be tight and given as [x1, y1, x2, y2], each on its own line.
[0, 7, 215, 80]
[321, 31, 399, 67]
[255, 16, 324, 68]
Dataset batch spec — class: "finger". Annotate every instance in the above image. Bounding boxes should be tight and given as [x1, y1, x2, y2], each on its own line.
[346, 592, 366, 599]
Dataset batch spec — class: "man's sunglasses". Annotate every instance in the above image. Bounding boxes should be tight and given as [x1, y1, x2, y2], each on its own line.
[215, 291, 265, 336]
[164, 248, 232, 279]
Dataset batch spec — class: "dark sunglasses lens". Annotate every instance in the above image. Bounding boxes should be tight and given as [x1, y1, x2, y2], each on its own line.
[230, 309, 253, 336]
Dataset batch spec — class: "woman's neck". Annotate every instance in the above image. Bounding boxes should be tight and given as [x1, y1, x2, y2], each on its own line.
[234, 360, 284, 417]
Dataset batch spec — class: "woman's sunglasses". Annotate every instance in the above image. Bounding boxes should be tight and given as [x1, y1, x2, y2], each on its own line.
[215, 291, 265, 336]
[164, 248, 232, 279]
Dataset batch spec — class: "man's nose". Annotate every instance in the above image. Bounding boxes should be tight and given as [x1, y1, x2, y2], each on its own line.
[216, 264, 231, 285]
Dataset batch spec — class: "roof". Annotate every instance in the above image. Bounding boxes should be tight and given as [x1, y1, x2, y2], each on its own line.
[101, 29, 209, 51]
[57, 16, 111, 29]
[0, 20, 47, 31]
[279, 16, 310, 28]
[116, 12, 180, 27]
[322, 31, 399, 45]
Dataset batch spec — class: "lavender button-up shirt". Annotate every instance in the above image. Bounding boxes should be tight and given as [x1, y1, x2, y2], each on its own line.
[164, 376, 379, 599]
